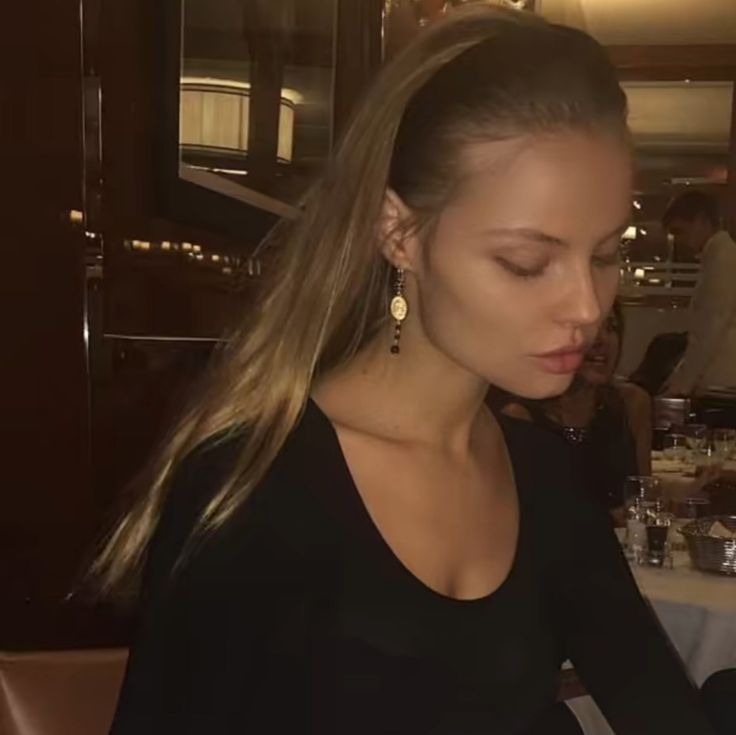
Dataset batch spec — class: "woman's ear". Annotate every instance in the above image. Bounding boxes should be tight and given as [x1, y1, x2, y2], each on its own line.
[378, 189, 420, 270]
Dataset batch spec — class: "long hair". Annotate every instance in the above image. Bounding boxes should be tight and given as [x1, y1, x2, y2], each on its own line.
[92, 6, 628, 598]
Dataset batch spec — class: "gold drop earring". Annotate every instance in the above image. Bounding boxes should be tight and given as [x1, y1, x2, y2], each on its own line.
[390, 267, 408, 355]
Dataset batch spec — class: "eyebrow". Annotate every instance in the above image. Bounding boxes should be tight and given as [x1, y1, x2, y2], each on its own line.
[482, 220, 631, 248]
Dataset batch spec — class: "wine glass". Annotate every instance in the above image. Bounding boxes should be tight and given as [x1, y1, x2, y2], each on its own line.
[712, 428, 736, 461]
[623, 475, 662, 516]
[662, 433, 688, 462]
[623, 476, 662, 563]
[684, 423, 708, 453]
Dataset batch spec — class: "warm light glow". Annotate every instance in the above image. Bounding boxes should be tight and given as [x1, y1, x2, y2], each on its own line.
[179, 77, 299, 164]
[622, 226, 638, 240]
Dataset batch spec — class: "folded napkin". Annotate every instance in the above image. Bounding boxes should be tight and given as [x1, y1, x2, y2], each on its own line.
[708, 521, 736, 540]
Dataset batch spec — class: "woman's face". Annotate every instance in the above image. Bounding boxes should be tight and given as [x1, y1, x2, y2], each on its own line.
[578, 310, 622, 386]
[406, 130, 632, 399]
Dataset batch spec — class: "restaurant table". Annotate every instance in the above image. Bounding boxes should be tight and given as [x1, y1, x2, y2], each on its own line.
[652, 458, 736, 502]
[567, 550, 736, 735]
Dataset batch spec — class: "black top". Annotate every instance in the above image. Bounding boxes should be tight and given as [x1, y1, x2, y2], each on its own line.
[110, 400, 712, 735]
[521, 389, 639, 510]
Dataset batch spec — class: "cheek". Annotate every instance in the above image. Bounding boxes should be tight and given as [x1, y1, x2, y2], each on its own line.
[596, 269, 620, 313]
[416, 249, 531, 361]
[418, 262, 510, 344]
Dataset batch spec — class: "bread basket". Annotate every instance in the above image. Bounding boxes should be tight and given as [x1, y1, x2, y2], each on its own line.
[679, 516, 736, 576]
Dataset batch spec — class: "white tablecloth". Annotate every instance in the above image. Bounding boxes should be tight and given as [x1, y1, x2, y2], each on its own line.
[567, 551, 736, 735]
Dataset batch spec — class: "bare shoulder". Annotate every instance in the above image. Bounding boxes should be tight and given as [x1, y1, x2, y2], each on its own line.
[501, 402, 534, 422]
[615, 381, 651, 415]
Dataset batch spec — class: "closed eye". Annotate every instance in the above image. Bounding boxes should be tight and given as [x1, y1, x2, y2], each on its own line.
[495, 257, 549, 279]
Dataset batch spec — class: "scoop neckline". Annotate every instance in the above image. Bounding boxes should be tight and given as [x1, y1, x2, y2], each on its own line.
[305, 397, 524, 607]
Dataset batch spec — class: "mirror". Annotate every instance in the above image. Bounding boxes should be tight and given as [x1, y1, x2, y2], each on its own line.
[623, 80, 733, 263]
[179, 0, 337, 216]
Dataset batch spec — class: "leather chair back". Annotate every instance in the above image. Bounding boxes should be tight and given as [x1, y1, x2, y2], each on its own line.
[0, 649, 127, 735]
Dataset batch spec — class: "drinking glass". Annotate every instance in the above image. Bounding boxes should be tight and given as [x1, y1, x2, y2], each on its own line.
[646, 522, 672, 568]
[623, 475, 662, 505]
[684, 424, 708, 452]
[694, 439, 725, 476]
[671, 496, 711, 520]
[662, 433, 688, 462]
[712, 428, 736, 461]
[623, 476, 662, 553]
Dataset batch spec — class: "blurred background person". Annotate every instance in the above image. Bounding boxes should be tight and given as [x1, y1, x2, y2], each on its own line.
[629, 331, 688, 397]
[662, 191, 736, 396]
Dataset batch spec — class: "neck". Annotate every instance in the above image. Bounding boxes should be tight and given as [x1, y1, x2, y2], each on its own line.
[313, 323, 490, 453]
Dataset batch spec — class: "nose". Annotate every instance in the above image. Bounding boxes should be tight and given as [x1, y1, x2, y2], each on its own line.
[556, 261, 602, 330]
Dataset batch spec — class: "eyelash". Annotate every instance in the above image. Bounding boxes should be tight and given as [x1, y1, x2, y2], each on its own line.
[496, 258, 547, 279]
[496, 247, 621, 280]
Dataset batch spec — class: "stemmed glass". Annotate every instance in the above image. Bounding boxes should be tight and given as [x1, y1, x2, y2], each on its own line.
[624, 475, 662, 505]
[662, 433, 688, 462]
[684, 424, 708, 453]
[712, 428, 736, 461]
[623, 476, 662, 564]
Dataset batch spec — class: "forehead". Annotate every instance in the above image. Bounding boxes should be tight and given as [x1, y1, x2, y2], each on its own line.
[445, 131, 633, 238]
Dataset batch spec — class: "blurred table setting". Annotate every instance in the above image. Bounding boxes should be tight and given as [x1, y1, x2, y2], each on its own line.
[568, 431, 736, 734]
[568, 545, 736, 735]
[651, 425, 736, 505]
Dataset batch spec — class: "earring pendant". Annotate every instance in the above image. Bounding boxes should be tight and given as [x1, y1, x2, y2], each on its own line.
[390, 268, 408, 355]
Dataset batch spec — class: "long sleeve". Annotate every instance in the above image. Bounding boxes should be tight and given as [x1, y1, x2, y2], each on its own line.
[109, 442, 312, 734]
[557, 490, 714, 735]
[668, 233, 736, 393]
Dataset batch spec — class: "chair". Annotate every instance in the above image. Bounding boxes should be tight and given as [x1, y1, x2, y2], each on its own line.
[0, 649, 127, 735]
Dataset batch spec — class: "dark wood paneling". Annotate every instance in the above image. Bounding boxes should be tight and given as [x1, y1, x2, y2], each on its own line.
[0, 0, 102, 646]
[1, 0, 386, 649]
[334, 0, 384, 136]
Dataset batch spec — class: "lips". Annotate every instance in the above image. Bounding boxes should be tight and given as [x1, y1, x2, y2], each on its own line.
[532, 346, 587, 375]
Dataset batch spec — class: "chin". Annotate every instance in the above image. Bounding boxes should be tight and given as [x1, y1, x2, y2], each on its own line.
[499, 372, 575, 400]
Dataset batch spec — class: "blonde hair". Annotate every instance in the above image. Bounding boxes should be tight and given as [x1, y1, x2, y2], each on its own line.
[93, 6, 627, 598]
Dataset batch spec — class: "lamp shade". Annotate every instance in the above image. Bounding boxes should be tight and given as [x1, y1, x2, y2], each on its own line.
[179, 77, 297, 164]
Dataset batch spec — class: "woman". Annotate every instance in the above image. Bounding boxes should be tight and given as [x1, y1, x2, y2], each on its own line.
[493, 303, 652, 517]
[97, 8, 713, 734]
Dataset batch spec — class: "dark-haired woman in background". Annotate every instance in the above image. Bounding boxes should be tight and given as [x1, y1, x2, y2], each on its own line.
[493, 303, 652, 521]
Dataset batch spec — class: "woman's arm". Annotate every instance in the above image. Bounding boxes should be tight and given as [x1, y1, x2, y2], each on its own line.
[617, 381, 652, 475]
[110, 443, 312, 734]
[557, 491, 714, 734]
[500, 401, 534, 422]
